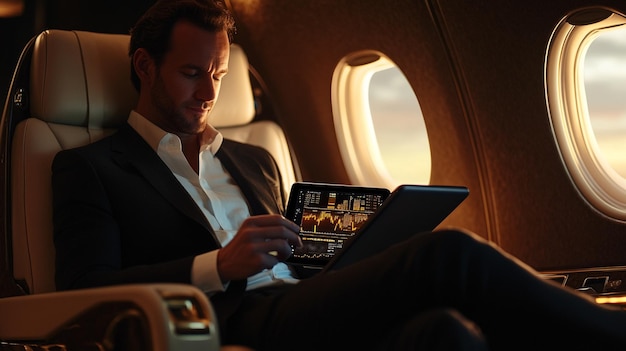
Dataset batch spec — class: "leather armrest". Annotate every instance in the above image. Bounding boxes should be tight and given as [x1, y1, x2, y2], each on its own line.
[0, 283, 220, 351]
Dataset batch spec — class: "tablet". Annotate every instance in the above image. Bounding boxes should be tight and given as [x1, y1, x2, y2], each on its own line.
[285, 182, 470, 276]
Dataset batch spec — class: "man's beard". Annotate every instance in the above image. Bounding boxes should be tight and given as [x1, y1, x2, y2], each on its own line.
[151, 76, 207, 135]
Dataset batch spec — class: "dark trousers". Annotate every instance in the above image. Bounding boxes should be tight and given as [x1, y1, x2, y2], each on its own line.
[224, 229, 626, 350]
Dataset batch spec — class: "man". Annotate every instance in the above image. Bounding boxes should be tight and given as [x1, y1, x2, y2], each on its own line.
[51, 0, 626, 350]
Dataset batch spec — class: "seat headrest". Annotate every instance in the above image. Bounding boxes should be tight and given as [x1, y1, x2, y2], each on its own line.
[29, 29, 255, 129]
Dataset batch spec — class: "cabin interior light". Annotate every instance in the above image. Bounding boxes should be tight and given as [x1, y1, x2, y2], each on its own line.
[0, 0, 23, 18]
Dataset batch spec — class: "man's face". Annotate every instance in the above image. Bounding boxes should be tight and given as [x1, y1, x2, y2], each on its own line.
[147, 21, 230, 138]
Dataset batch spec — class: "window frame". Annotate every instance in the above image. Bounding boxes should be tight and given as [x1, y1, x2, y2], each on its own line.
[546, 8, 626, 220]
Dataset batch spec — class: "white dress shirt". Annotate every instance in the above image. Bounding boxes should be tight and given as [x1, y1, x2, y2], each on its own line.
[128, 111, 298, 293]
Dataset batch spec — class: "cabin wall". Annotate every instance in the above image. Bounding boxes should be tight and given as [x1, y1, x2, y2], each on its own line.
[432, 0, 626, 270]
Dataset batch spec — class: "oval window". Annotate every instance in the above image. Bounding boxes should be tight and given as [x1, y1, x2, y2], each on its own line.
[584, 25, 626, 179]
[546, 8, 626, 220]
[331, 51, 431, 188]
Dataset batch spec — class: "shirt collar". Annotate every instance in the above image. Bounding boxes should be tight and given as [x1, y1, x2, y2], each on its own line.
[127, 110, 224, 155]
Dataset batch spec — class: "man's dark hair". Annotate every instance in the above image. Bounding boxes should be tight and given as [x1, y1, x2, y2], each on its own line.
[128, 0, 236, 91]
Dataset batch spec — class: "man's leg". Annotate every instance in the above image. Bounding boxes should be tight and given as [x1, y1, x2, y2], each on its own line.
[227, 229, 626, 350]
[375, 308, 488, 351]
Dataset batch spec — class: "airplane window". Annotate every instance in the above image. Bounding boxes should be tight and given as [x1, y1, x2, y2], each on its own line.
[584, 27, 626, 179]
[546, 8, 626, 220]
[332, 52, 431, 188]
[369, 67, 431, 185]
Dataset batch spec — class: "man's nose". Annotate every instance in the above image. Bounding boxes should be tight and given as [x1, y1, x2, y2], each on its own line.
[196, 74, 218, 102]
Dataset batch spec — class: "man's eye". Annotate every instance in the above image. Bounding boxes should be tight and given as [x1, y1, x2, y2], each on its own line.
[182, 70, 200, 78]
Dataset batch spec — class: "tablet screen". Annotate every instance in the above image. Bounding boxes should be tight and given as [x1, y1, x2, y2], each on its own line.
[285, 182, 390, 266]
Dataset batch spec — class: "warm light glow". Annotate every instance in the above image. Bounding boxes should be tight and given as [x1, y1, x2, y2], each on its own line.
[596, 295, 626, 305]
[0, 0, 23, 17]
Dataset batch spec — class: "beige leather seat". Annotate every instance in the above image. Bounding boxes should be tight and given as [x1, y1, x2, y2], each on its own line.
[0, 29, 295, 350]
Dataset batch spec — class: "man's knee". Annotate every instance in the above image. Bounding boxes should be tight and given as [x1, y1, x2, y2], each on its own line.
[383, 308, 488, 351]
[408, 228, 486, 256]
[428, 308, 485, 341]
[422, 308, 487, 350]
[436, 228, 485, 245]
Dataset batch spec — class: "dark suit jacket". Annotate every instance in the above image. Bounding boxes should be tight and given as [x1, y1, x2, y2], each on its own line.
[52, 123, 286, 321]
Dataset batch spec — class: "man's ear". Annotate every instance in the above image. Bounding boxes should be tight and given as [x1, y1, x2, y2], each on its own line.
[133, 48, 155, 85]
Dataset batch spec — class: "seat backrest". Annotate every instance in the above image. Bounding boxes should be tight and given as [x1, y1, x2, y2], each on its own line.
[6, 29, 296, 294]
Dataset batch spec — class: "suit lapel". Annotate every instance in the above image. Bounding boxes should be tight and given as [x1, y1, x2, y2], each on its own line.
[109, 124, 215, 234]
[217, 141, 284, 216]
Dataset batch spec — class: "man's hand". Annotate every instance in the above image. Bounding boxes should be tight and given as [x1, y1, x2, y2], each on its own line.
[216, 214, 303, 282]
